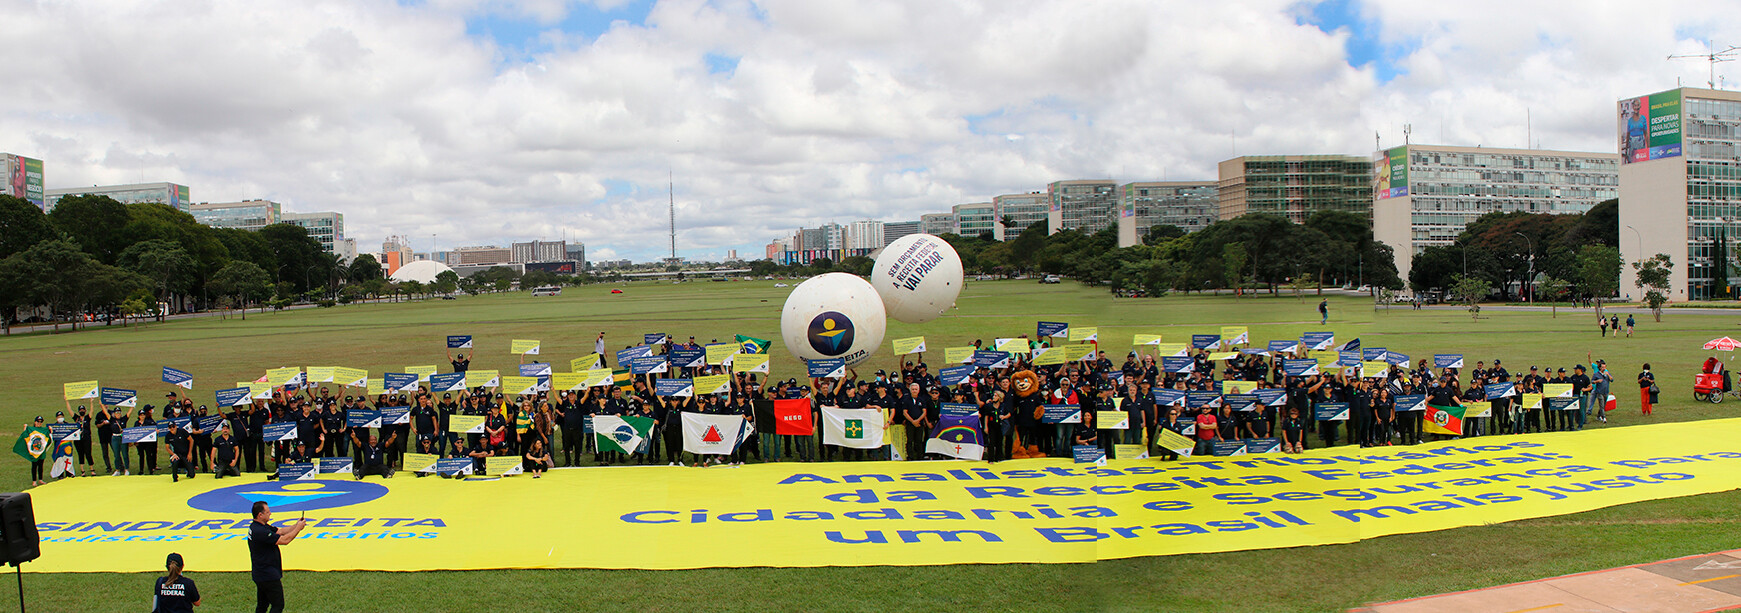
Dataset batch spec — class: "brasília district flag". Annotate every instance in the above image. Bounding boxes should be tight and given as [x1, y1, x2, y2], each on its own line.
[822, 407, 884, 449]
[926, 413, 984, 460]
[736, 334, 770, 354]
[594, 415, 653, 455]
[1424, 404, 1466, 436]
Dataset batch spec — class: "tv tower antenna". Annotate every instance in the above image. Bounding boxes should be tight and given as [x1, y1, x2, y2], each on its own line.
[1670, 40, 1740, 89]
[668, 171, 677, 263]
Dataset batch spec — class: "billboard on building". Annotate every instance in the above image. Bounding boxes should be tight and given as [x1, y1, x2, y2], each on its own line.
[1619, 89, 1683, 163]
[524, 261, 578, 275]
[172, 184, 189, 210]
[1373, 146, 1408, 200]
[4, 154, 44, 209]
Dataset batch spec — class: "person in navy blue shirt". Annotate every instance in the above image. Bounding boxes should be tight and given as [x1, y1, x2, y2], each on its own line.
[248, 501, 307, 613]
[152, 552, 199, 613]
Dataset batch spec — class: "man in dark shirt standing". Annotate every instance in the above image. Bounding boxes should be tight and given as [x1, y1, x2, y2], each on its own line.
[1569, 365, 1592, 431]
[248, 500, 307, 613]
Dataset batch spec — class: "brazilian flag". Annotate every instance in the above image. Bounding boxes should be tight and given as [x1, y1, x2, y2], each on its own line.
[12, 426, 49, 462]
[612, 368, 633, 389]
[1423, 404, 1466, 436]
[736, 335, 770, 354]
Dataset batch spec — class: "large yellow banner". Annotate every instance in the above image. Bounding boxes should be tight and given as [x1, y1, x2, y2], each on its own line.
[27, 420, 1741, 572]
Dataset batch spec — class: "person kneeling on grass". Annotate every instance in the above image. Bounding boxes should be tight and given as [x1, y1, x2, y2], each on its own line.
[523, 439, 553, 478]
[351, 430, 397, 480]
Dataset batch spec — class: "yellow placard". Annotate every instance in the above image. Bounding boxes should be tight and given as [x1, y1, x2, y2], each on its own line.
[1095, 410, 1129, 429]
[484, 456, 523, 476]
[944, 347, 975, 364]
[1521, 393, 1544, 409]
[334, 367, 368, 387]
[1362, 361, 1390, 378]
[1063, 345, 1097, 362]
[570, 354, 603, 372]
[1220, 326, 1249, 345]
[26, 419, 1741, 572]
[1311, 351, 1339, 367]
[551, 372, 587, 391]
[1068, 327, 1098, 342]
[467, 370, 499, 388]
[265, 367, 302, 386]
[706, 343, 737, 366]
[244, 382, 273, 399]
[366, 378, 386, 396]
[1132, 334, 1163, 346]
[1465, 401, 1493, 418]
[1152, 343, 1187, 357]
[62, 380, 99, 400]
[733, 353, 770, 374]
[1206, 352, 1238, 361]
[1032, 347, 1068, 366]
[447, 415, 486, 434]
[405, 365, 438, 382]
[403, 453, 439, 473]
[994, 338, 1030, 354]
[306, 367, 336, 383]
[1544, 383, 1574, 398]
[581, 369, 615, 388]
[501, 376, 539, 395]
[511, 339, 541, 355]
[1221, 381, 1258, 395]
[1114, 444, 1147, 459]
[1155, 428, 1195, 454]
[891, 337, 927, 355]
[694, 374, 731, 395]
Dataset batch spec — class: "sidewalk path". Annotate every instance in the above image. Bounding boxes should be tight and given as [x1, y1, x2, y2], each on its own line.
[1357, 549, 1741, 612]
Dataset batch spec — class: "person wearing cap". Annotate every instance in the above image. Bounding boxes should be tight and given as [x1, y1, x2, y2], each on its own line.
[153, 552, 200, 613]
[1520, 366, 1545, 434]
[1547, 367, 1569, 432]
[95, 401, 119, 476]
[449, 348, 470, 373]
[165, 419, 196, 482]
[211, 421, 241, 478]
[243, 400, 268, 473]
[24, 416, 46, 486]
[1569, 364, 1592, 431]
[436, 392, 458, 457]
[1590, 357, 1612, 424]
[63, 406, 91, 477]
[320, 398, 346, 459]
[135, 406, 159, 475]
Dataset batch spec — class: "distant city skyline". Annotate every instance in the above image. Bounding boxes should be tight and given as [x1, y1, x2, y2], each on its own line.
[1, 1, 1736, 262]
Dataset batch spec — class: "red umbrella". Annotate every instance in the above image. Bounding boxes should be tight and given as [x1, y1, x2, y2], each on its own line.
[1703, 337, 1741, 351]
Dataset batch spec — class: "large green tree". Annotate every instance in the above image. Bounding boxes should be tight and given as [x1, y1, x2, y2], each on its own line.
[47, 194, 132, 264]
[0, 194, 54, 260]
[210, 260, 273, 318]
[117, 239, 196, 310]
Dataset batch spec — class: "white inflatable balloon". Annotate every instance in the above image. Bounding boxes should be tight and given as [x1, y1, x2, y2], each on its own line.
[780, 273, 887, 366]
[870, 233, 964, 324]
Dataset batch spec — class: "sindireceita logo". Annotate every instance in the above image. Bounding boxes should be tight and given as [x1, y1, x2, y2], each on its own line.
[807, 311, 855, 356]
[187, 480, 388, 514]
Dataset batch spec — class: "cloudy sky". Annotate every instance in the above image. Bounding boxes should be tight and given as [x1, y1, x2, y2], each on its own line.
[2, 0, 1737, 263]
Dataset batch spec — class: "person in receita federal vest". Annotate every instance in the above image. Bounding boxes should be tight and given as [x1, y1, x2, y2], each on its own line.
[152, 552, 200, 613]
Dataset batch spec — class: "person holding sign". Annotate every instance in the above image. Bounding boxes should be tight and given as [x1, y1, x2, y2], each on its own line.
[135, 406, 159, 475]
[96, 402, 119, 475]
[1280, 407, 1305, 453]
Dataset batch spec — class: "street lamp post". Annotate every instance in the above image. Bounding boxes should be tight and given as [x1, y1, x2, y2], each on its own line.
[1514, 231, 1533, 303]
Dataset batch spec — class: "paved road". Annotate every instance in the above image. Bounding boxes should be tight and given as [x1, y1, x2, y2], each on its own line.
[0, 300, 398, 335]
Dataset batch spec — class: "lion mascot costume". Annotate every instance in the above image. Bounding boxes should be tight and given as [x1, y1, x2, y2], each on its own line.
[1009, 370, 1043, 459]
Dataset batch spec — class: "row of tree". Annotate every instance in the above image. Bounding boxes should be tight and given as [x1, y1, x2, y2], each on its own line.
[0, 194, 377, 331]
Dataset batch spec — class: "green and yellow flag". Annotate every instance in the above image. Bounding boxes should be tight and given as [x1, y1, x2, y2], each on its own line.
[13, 426, 49, 462]
[735, 335, 771, 354]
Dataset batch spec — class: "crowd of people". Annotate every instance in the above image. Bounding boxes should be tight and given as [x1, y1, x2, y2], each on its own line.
[30, 331, 1668, 483]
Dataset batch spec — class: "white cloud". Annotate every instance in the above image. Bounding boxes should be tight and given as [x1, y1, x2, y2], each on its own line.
[1, 0, 1737, 262]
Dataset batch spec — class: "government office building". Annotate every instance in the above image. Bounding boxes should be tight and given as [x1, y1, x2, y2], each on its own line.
[1619, 87, 1741, 301]
[1374, 144, 1618, 281]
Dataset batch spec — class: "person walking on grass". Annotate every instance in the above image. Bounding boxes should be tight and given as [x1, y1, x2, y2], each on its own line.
[1318, 299, 1328, 325]
[1598, 315, 1608, 337]
[1625, 314, 1635, 337]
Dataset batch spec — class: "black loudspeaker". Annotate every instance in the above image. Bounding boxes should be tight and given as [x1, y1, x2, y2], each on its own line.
[0, 493, 39, 565]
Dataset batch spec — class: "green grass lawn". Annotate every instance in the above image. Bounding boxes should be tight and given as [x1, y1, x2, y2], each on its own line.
[5, 279, 1741, 612]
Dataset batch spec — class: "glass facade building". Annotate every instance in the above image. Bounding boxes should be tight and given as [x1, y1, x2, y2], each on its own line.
[1620, 87, 1741, 301]
[1217, 155, 1372, 223]
[1116, 181, 1218, 247]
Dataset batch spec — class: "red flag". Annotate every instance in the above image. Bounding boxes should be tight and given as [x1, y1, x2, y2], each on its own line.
[774, 399, 813, 435]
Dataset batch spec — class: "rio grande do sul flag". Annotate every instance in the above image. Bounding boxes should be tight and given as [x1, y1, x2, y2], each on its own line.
[1424, 403, 1467, 436]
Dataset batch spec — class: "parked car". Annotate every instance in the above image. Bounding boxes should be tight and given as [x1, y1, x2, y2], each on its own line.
[1040, 275, 1062, 284]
